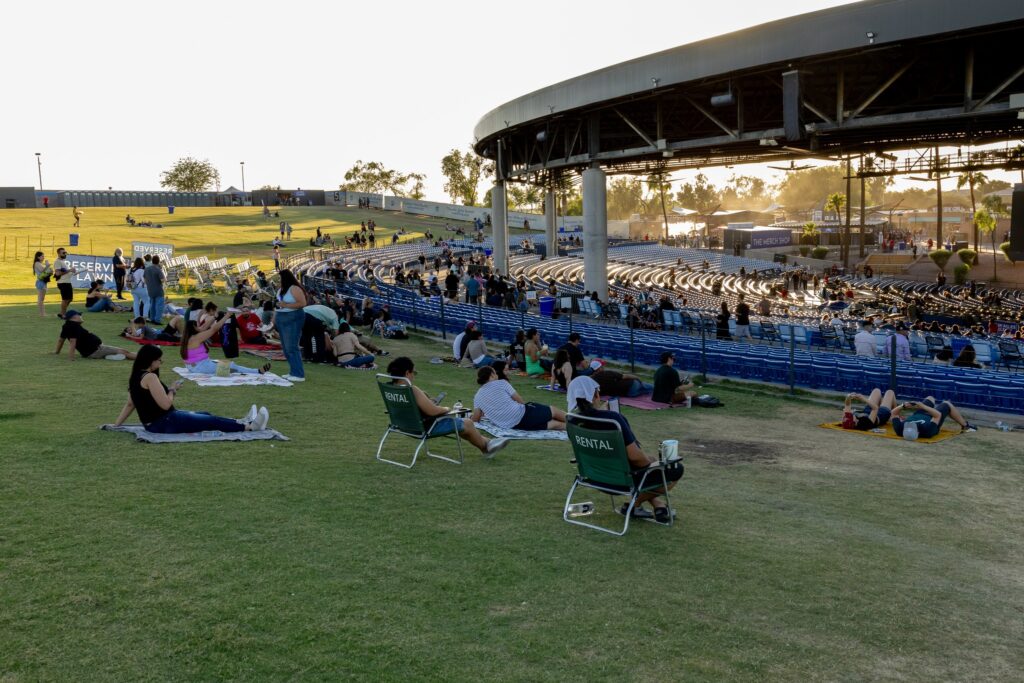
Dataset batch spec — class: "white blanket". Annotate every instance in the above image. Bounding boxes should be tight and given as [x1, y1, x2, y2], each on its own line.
[476, 419, 568, 441]
[101, 424, 289, 443]
[172, 366, 293, 387]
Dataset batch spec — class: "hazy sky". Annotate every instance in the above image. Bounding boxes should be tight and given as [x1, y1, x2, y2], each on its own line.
[2, 0, 1016, 199]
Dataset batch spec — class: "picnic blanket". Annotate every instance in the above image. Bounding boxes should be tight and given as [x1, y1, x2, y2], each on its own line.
[819, 421, 961, 443]
[101, 424, 289, 443]
[476, 419, 568, 441]
[172, 366, 293, 387]
[536, 384, 565, 393]
[128, 338, 281, 351]
[618, 395, 676, 411]
[245, 348, 286, 362]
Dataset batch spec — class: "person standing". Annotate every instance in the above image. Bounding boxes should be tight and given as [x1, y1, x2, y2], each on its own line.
[715, 301, 731, 340]
[129, 257, 148, 320]
[734, 294, 752, 340]
[112, 248, 128, 300]
[72, 206, 82, 228]
[53, 247, 77, 318]
[272, 245, 281, 271]
[33, 251, 53, 317]
[274, 269, 307, 382]
[144, 255, 166, 324]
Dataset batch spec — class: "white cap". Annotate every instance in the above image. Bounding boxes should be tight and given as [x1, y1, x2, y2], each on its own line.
[902, 421, 919, 441]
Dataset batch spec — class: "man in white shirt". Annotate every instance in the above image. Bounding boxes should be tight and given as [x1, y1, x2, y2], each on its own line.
[53, 247, 78, 318]
[853, 321, 877, 357]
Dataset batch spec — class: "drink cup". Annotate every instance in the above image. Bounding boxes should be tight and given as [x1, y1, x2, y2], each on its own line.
[659, 439, 679, 463]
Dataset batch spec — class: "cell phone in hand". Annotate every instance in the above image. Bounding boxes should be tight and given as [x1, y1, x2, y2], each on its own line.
[433, 391, 446, 405]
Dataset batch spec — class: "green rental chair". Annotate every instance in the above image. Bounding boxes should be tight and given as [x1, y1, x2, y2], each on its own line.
[564, 414, 674, 536]
[375, 374, 464, 469]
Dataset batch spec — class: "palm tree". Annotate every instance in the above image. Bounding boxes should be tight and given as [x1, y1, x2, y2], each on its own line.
[801, 221, 820, 246]
[957, 169, 989, 250]
[825, 192, 846, 263]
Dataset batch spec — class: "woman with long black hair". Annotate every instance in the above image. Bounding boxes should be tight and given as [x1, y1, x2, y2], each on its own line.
[273, 269, 307, 382]
[113, 344, 270, 433]
[180, 303, 270, 376]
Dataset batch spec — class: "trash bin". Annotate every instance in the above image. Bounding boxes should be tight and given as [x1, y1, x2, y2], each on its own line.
[167, 206, 175, 214]
[69, 233, 79, 247]
[539, 296, 556, 317]
[484, 248, 493, 257]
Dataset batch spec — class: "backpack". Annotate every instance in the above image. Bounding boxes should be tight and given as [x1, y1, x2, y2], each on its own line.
[693, 394, 724, 408]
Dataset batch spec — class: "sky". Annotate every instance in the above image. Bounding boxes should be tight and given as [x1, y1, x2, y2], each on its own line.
[2, 0, 1017, 201]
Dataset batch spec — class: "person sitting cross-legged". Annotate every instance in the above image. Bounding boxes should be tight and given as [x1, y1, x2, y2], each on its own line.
[470, 366, 567, 431]
[386, 356, 509, 457]
[651, 351, 697, 405]
[331, 321, 376, 368]
[890, 396, 977, 440]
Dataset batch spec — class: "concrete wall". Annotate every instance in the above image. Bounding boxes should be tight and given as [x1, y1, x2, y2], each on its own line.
[0, 187, 38, 208]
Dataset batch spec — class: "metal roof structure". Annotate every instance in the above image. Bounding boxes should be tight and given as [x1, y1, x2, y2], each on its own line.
[473, 0, 1024, 183]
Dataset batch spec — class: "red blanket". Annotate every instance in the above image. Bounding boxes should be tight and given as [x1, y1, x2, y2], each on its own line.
[126, 338, 281, 351]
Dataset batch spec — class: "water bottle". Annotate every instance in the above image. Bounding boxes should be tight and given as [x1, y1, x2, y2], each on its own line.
[567, 502, 594, 517]
[453, 400, 463, 413]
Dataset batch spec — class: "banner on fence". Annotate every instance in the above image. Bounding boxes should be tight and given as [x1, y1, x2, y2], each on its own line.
[65, 254, 116, 288]
[132, 241, 174, 260]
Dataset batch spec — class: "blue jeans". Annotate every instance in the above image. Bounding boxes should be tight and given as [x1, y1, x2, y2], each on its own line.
[274, 310, 305, 378]
[627, 380, 654, 397]
[88, 298, 115, 312]
[146, 410, 245, 433]
[473, 355, 496, 368]
[339, 354, 375, 368]
[149, 295, 164, 323]
[188, 358, 260, 375]
[132, 288, 148, 319]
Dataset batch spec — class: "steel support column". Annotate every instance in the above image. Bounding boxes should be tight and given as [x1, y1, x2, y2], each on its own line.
[492, 181, 508, 275]
[582, 167, 608, 300]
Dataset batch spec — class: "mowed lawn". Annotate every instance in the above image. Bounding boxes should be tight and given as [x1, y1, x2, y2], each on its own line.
[1, 209, 1022, 681]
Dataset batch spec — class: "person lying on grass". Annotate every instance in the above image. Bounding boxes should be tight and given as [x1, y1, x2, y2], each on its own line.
[470, 365, 567, 431]
[55, 310, 137, 361]
[113, 344, 270, 433]
[890, 397, 977, 440]
[180, 308, 271, 376]
[843, 387, 897, 430]
[567, 375, 682, 524]
[123, 315, 182, 343]
[386, 356, 509, 458]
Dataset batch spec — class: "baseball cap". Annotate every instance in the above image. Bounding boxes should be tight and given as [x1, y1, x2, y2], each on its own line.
[902, 421, 920, 441]
[64, 309, 82, 319]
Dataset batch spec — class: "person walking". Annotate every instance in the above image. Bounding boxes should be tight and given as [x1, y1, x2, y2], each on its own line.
[72, 206, 82, 228]
[144, 255, 166, 324]
[272, 245, 281, 271]
[274, 269, 307, 382]
[33, 251, 53, 317]
[129, 257, 148, 320]
[112, 248, 128, 299]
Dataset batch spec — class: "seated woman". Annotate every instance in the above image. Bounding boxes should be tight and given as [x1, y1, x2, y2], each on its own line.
[199, 301, 220, 330]
[952, 344, 982, 369]
[386, 356, 508, 457]
[470, 366, 567, 431]
[331, 322, 375, 368]
[523, 328, 552, 376]
[113, 345, 270, 433]
[180, 309, 271, 375]
[566, 376, 682, 523]
[552, 347, 576, 390]
[463, 329, 496, 368]
[85, 280, 129, 313]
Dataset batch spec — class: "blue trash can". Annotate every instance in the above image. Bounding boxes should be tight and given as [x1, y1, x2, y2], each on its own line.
[484, 248, 493, 257]
[69, 233, 79, 247]
[539, 296, 556, 317]
[167, 206, 175, 214]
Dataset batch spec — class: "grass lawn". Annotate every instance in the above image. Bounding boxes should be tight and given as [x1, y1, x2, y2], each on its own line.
[1, 209, 1022, 681]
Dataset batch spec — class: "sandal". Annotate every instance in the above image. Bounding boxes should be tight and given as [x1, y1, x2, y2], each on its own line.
[259, 363, 272, 374]
[653, 507, 674, 524]
[617, 503, 654, 519]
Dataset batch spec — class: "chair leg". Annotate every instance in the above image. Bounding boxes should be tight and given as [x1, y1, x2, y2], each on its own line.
[563, 479, 631, 536]
[375, 428, 422, 469]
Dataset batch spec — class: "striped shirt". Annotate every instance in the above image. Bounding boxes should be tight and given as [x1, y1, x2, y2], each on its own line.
[472, 380, 525, 429]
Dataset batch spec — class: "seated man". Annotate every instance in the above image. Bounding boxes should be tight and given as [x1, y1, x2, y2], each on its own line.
[558, 332, 594, 376]
[236, 304, 270, 345]
[890, 397, 977, 440]
[651, 351, 697, 405]
[470, 366, 567, 431]
[843, 388, 896, 431]
[56, 310, 137, 361]
[386, 356, 509, 457]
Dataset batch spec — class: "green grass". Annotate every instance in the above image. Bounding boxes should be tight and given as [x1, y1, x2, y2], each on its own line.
[1, 209, 1023, 681]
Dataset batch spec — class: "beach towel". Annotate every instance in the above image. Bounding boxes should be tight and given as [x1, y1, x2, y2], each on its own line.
[244, 348, 287, 362]
[476, 419, 568, 441]
[818, 421, 961, 443]
[172, 366, 293, 387]
[618, 395, 678, 411]
[100, 424, 289, 443]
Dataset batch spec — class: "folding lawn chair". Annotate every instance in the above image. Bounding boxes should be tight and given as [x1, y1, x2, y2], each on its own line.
[563, 414, 674, 536]
[375, 374, 464, 469]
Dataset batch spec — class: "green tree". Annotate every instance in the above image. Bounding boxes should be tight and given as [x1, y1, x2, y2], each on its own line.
[719, 174, 770, 209]
[340, 160, 426, 197]
[507, 184, 542, 212]
[160, 157, 221, 192]
[676, 173, 720, 241]
[801, 221, 820, 246]
[825, 192, 847, 264]
[439, 148, 494, 206]
[606, 177, 644, 220]
[956, 170, 988, 249]
[929, 248, 952, 272]
[977, 198, 1005, 280]
[645, 169, 674, 240]
[773, 165, 844, 212]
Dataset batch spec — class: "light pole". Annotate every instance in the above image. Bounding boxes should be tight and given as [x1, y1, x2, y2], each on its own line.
[35, 153, 43, 190]
[240, 161, 246, 193]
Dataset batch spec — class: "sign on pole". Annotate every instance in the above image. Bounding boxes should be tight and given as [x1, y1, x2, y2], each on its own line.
[132, 241, 174, 261]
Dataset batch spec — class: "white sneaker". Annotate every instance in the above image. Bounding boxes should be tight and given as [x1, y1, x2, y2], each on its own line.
[282, 374, 306, 382]
[484, 437, 510, 458]
[242, 404, 258, 424]
[105, 354, 127, 361]
[252, 406, 270, 431]
[259, 324, 274, 333]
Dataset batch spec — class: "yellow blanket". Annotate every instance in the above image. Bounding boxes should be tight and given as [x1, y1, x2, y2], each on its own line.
[819, 421, 961, 443]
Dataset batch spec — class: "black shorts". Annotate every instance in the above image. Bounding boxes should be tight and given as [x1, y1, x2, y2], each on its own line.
[57, 283, 73, 302]
[634, 460, 684, 489]
[514, 402, 553, 430]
